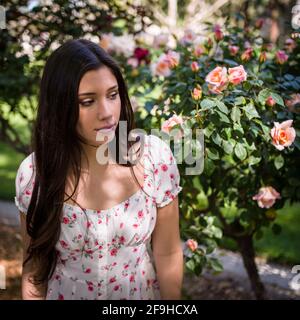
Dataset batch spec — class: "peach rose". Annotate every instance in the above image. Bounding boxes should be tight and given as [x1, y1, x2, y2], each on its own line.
[191, 86, 202, 100]
[259, 51, 267, 63]
[150, 54, 171, 77]
[228, 65, 247, 85]
[252, 186, 281, 209]
[205, 66, 228, 94]
[186, 239, 198, 252]
[270, 120, 296, 150]
[165, 50, 180, 68]
[161, 114, 184, 140]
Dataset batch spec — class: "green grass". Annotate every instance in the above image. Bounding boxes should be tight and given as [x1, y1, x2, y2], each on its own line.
[0, 142, 24, 201]
[220, 202, 300, 266]
[0, 142, 300, 265]
[254, 202, 300, 265]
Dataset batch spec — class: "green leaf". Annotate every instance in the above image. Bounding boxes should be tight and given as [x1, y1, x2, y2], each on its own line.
[235, 96, 246, 105]
[258, 89, 284, 107]
[204, 158, 215, 176]
[258, 88, 271, 105]
[212, 132, 222, 146]
[222, 140, 234, 154]
[216, 101, 229, 114]
[243, 103, 260, 120]
[231, 106, 241, 123]
[207, 147, 220, 160]
[200, 99, 215, 110]
[215, 110, 231, 124]
[274, 155, 284, 169]
[186, 259, 195, 272]
[270, 92, 284, 107]
[248, 155, 261, 165]
[234, 143, 247, 160]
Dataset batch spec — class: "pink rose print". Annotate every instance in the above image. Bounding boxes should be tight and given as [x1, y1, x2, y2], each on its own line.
[63, 217, 69, 224]
[109, 277, 116, 283]
[161, 164, 168, 172]
[110, 248, 118, 256]
[138, 210, 144, 218]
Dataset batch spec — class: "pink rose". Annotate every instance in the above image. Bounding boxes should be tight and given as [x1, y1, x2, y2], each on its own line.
[186, 239, 198, 252]
[241, 47, 253, 62]
[161, 114, 184, 140]
[266, 96, 276, 107]
[228, 65, 247, 85]
[275, 50, 288, 64]
[229, 45, 239, 56]
[205, 66, 228, 94]
[191, 61, 199, 72]
[214, 24, 224, 41]
[193, 44, 205, 57]
[270, 120, 296, 150]
[127, 57, 139, 68]
[252, 186, 281, 209]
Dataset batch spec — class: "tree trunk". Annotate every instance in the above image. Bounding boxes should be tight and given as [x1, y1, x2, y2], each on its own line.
[236, 235, 266, 300]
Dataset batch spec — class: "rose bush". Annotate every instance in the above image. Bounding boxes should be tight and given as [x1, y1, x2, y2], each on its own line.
[105, 15, 300, 299]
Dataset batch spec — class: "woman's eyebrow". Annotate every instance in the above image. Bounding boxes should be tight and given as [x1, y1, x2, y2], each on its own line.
[78, 85, 118, 96]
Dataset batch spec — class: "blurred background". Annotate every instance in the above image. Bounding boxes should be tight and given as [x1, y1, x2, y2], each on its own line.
[0, 0, 300, 300]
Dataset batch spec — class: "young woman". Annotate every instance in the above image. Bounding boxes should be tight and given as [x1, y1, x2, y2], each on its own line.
[15, 39, 183, 300]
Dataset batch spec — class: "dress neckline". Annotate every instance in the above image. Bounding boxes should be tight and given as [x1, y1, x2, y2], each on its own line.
[62, 187, 145, 213]
[63, 134, 149, 213]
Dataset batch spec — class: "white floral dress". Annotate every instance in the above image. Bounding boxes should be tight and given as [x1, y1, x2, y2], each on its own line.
[15, 134, 182, 300]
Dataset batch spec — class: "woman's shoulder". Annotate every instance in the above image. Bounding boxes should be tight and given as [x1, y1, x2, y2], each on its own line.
[145, 134, 176, 165]
[15, 152, 35, 214]
[16, 152, 35, 178]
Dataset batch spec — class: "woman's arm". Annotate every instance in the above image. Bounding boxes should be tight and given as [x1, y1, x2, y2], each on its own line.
[151, 196, 183, 300]
[20, 211, 47, 300]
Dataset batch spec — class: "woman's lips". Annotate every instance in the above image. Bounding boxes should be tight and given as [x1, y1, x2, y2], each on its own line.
[94, 124, 116, 133]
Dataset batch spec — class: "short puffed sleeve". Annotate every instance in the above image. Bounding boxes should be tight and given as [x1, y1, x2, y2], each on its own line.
[147, 134, 182, 208]
[14, 153, 36, 214]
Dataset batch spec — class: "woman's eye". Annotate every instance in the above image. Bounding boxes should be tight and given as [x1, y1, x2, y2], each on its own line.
[79, 99, 94, 107]
[109, 91, 119, 100]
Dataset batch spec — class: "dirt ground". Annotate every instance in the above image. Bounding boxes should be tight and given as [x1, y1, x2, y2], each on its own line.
[0, 223, 298, 300]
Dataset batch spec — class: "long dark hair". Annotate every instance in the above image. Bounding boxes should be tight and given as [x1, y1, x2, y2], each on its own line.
[24, 39, 145, 295]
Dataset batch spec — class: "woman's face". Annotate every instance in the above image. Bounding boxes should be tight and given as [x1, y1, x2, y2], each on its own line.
[77, 66, 121, 146]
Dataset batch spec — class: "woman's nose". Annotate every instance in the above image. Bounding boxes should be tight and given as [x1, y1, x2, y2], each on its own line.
[96, 99, 113, 119]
